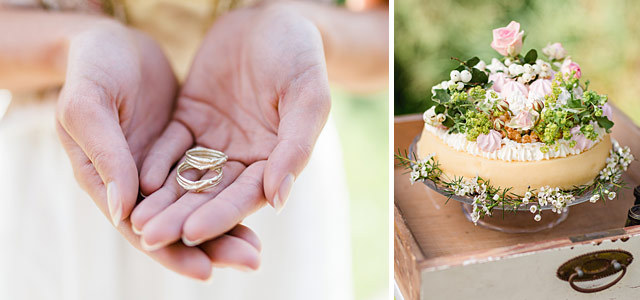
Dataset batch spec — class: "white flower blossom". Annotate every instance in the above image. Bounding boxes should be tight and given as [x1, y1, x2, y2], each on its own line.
[534, 214, 542, 222]
[530, 205, 537, 214]
[590, 194, 600, 203]
[608, 191, 617, 200]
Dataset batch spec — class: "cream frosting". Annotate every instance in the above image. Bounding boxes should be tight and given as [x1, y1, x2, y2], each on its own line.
[423, 123, 606, 162]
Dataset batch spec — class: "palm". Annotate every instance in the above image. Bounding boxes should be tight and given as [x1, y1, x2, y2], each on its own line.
[134, 6, 331, 253]
[57, 25, 261, 280]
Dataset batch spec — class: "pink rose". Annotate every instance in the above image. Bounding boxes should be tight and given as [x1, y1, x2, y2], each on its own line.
[527, 79, 552, 100]
[570, 126, 593, 152]
[489, 72, 508, 92]
[477, 130, 503, 152]
[501, 79, 528, 99]
[490, 21, 525, 56]
[561, 59, 581, 78]
[542, 43, 567, 60]
[601, 103, 613, 120]
[508, 110, 535, 130]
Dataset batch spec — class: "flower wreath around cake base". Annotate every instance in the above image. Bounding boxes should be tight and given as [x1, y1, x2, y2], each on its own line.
[395, 140, 633, 224]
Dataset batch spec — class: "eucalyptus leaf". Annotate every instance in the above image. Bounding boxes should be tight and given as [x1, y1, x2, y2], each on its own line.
[567, 98, 582, 109]
[595, 116, 614, 131]
[465, 57, 480, 68]
[442, 117, 455, 128]
[432, 89, 450, 103]
[524, 49, 537, 64]
[469, 68, 488, 84]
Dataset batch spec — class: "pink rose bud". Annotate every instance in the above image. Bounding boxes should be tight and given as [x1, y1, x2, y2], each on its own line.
[542, 42, 567, 60]
[561, 59, 581, 79]
[490, 21, 525, 57]
[497, 100, 510, 112]
[532, 99, 544, 112]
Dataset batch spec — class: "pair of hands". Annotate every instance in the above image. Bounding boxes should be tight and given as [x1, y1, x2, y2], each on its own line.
[56, 5, 330, 280]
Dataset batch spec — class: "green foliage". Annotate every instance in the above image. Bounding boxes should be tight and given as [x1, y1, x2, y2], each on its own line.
[524, 49, 537, 64]
[395, 0, 640, 121]
[463, 110, 492, 141]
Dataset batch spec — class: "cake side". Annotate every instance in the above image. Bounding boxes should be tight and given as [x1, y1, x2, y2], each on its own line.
[417, 127, 611, 194]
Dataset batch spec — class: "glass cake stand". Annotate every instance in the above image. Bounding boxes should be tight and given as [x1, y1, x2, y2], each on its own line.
[409, 134, 612, 233]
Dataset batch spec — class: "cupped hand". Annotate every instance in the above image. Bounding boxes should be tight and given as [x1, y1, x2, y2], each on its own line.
[55, 21, 261, 279]
[132, 4, 331, 252]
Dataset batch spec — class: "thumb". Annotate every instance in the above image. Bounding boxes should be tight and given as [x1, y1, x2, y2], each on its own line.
[264, 66, 331, 213]
[57, 86, 139, 227]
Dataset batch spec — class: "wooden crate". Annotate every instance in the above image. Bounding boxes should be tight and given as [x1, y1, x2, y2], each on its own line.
[394, 107, 640, 299]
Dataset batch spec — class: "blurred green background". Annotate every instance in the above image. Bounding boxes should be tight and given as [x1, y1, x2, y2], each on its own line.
[333, 89, 389, 300]
[395, 0, 640, 121]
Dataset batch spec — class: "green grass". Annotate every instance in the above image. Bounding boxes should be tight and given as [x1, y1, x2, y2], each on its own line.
[331, 89, 389, 300]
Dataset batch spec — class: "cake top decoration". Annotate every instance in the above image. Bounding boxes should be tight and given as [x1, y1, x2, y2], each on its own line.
[425, 21, 613, 154]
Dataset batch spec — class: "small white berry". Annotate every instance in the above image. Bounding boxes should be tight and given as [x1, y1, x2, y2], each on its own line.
[541, 63, 550, 72]
[450, 70, 461, 82]
[448, 80, 456, 88]
[532, 64, 541, 74]
[456, 81, 464, 90]
[524, 64, 532, 73]
[460, 70, 472, 83]
[504, 58, 512, 66]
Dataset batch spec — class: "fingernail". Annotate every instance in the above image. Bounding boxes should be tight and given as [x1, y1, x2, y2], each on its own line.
[203, 268, 214, 284]
[273, 173, 295, 214]
[107, 182, 122, 227]
[235, 265, 255, 272]
[132, 224, 142, 235]
[182, 235, 203, 247]
[140, 237, 163, 252]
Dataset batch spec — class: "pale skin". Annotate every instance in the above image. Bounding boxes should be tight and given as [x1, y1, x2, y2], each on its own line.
[0, 1, 387, 280]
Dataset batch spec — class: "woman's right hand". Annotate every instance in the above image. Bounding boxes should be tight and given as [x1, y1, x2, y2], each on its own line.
[54, 20, 260, 280]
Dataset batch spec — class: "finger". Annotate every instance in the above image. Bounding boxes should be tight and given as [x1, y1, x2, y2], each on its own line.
[182, 161, 267, 246]
[57, 123, 214, 281]
[130, 157, 204, 235]
[120, 219, 214, 281]
[264, 65, 331, 213]
[140, 161, 245, 251]
[200, 233, 261, 271]
[227, 224, 262, 252]
[140, 120, 194, 196]
[57, 90, 138, 227]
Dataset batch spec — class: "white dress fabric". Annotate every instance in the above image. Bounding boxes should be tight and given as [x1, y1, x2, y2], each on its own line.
[0, 93, 353, 299]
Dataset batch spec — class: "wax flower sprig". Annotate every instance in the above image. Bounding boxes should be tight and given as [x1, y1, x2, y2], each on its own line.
[395, 140, 634, 223]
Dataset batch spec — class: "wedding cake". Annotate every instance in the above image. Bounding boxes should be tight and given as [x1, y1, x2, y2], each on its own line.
[404, 21, 633, 222]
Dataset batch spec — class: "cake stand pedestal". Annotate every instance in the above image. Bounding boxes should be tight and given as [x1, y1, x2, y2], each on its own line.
[460, 203, 569, 233]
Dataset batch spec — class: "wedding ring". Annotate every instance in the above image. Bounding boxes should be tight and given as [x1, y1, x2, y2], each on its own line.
[176, 146, 228, 192]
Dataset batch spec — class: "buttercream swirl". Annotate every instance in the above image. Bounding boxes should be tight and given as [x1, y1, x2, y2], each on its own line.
[423, 123, 606, 162]
[477, 130, 503, 152]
